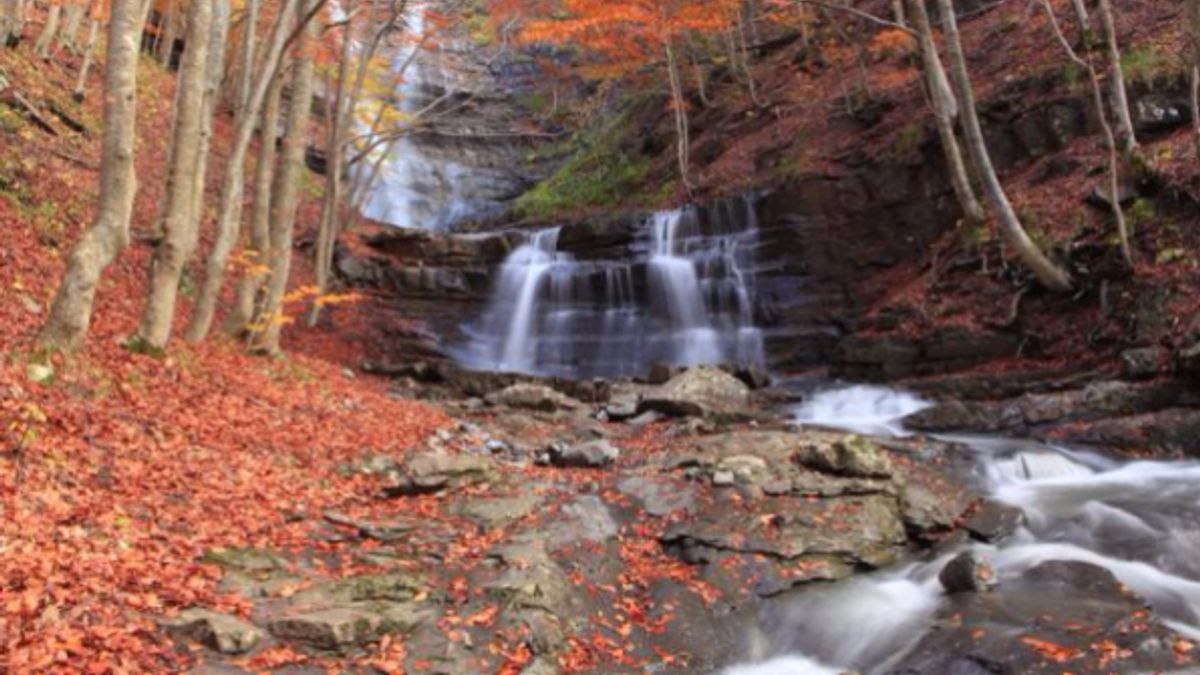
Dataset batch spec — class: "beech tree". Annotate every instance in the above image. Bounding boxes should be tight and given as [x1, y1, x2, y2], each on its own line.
[134, 0, 212, 350]
[250, 0, 318, 354]
[905, 0, 985, 227]
[1, 0, 23, 45]
[71, 5, 102, 100]
[934, 0, 1072, 291]
[38, 0, 143, 351]
[1094, 0, 1136, 154]
[1041, 0, 1132, 266]
[33, 0, 63, 58]
[1189, 0, 1200, 160]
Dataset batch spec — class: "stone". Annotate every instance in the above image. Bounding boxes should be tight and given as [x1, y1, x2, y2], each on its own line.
[1134, 95, 1190, 136]
[964, 500, 1024, 543]
[901, 483, 959, 536]
[268, 603, 428, 650]
[799, 434, 893, 479]
[939, 551, 996, 594]
[1179, 342, 1200, 382]
[733, 364, 771, 390]
[538, 495, 618, 548]
[712, 470, 735, 487]
[485, 384, 583, 413]
[603, 393, 640, 421]
[547, 439, 619, 469]
[485, 542, 577, 615]
[638, 366, 752, 419]
[163, 609, 264, 655]
[455, 495, 544, 528]
[25, 362, 53, 384]
[646, 363, 679, 385]
[201, 547, 285, 572]
[1120, 346, 1166, 380]
[616, 476, 697, 517]
[383, 451, 495, 497]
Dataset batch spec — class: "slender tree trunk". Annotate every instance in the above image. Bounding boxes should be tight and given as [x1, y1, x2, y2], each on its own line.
[664, 37, 694, 196]
[224, 70, 284, 335]
[0, 0, 24, 46]
[891, 0, 906, 27]
[1067, 0, 1090, 45]
[1041, 0, 1132, 267]
[907, 0, 985, 227]
[33, 2, 61, 58]
[236, 0, 259, 114]
[1189, 0, 1200, 161]
[936, 0, 1073, 291]
[71, 17, 98, 100]
[57, 1, 84, 53]
[184, 0, 305, 341]
[184, 0, 231, 257]
[37, 0, 141, 351]
[251, 0, 317, 355]
[1095, 0, 1136, 154]
[135, 0, 213, 350]
[157, 0, 177, 66]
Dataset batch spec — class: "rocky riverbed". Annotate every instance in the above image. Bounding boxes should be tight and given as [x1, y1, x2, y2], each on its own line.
[166, 363, 1200, 674]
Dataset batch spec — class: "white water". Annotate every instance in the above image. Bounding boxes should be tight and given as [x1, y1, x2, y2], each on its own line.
[455, 201, 766, 378]
[731, 386, 1200, 674]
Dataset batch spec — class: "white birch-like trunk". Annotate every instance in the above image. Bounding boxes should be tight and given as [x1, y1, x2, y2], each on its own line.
[1095, 0, 1137, 154]
[71, 17, 98, 100]
[33, 2, 61, 57]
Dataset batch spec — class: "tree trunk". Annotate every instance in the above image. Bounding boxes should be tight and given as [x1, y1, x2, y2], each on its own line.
[664, 37, 694, 196]
[1189, 0, 1200, 161]
[1041, 0, 1132, 267]
[157, 0, 177, 67]
[34, 2, 61, 58]
[907, 0, 985, 227]
[183, 0, 303, 342]
[37, 0, 141, 351]
[251, 0, 317, 355]
[184, 0, 230, 255]
[224, 69, 284, 335]
[134, 0, 213, 350]
[0, 0, 24, 46]
[1095, 0, 1136, 154]
[57, 1, 84, 53]
[236, 0, 259, 115]
[935, 0, 1073, 291]
[71, 17, 98, 100]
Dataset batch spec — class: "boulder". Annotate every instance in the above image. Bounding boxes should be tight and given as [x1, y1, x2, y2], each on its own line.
[485, 383, 584, 413]
[938, 551, 996, 594]
[546, 440, 620, 469]
[638, 366, 752, 419]
[1180, 341, 1200, 382]
[162, 609, 264, 655]
[617, 476, 697, 517]
[798, 434, 893, 479]
[1120, 346, 1167, 380]
[1134, 95, 1191, 136]
[454, 495, 544, 528]
[964, 500, 1024, 543]
[268, 604, 428, 650]
[383, 451, 496, 497]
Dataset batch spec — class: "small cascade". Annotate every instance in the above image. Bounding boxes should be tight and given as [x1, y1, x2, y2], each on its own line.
[455, 199, 765, 378]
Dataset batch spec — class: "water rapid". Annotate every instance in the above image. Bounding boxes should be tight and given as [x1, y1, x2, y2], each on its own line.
[454, 202, 766, 378]
[731, 386, 1200, 674]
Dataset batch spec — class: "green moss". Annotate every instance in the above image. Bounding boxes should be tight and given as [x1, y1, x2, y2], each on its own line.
[515, 111, 653, 220]
[1121, 45, 1173, 84]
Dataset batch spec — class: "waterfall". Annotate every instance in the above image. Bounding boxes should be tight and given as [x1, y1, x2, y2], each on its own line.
[454, 199, 766, 378]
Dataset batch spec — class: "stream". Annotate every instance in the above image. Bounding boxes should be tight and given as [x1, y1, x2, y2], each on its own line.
[728, 386, 1200, 674]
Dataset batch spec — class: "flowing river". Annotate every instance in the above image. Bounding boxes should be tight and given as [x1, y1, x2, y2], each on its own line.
[728, 385, 1200, 674]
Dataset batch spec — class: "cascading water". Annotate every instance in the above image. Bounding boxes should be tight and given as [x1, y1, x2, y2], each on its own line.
[454, 200, 766, 378]
[729, 386, 1200, 674]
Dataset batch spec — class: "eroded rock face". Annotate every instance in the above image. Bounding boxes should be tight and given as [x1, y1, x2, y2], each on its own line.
[383, 450, 496, 496]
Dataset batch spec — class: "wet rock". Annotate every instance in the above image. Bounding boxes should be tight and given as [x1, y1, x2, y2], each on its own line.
[894, 561, 1200, 674]
[646, 363, 681, 385]
[733, 364, 771, 390]
[1048, 407, 1200, 456]
[163, 609, 264, 655]
[638, 366, 752, 419]
[382, 451, 495, 497]
[616, 476, 696, 517]
[1120, 346, 1167, 380]
[901, 483, 959, 537]
[904, 380, 1183, 433]
[547, 439, 619, 469]
[964, 500, 1024, 543]
[485, 384, 583, 413]
[939, 551, 996, 594]
[602, 392, 640, 421]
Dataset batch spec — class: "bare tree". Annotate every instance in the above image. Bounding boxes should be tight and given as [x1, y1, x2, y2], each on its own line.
[1, 0, 24, 45]
[57, 0, 86, 53]
[935, 0, 1072, 291]
[33, 1, 62, 58]
[224, 69, 286, 335]
[1189, 0, 1200, 160]
[906, 0, 985, 227]
[1041, 0, 1132, 267]
[135, 0, 213, 350]
[250, 0, 318, 355]
[1094, 0, 1136, 154]
[37, 0, 142, 351]
[157, 0, 178, 66]
[235, 0, 260, 115]
[71, 14, 99, 101]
